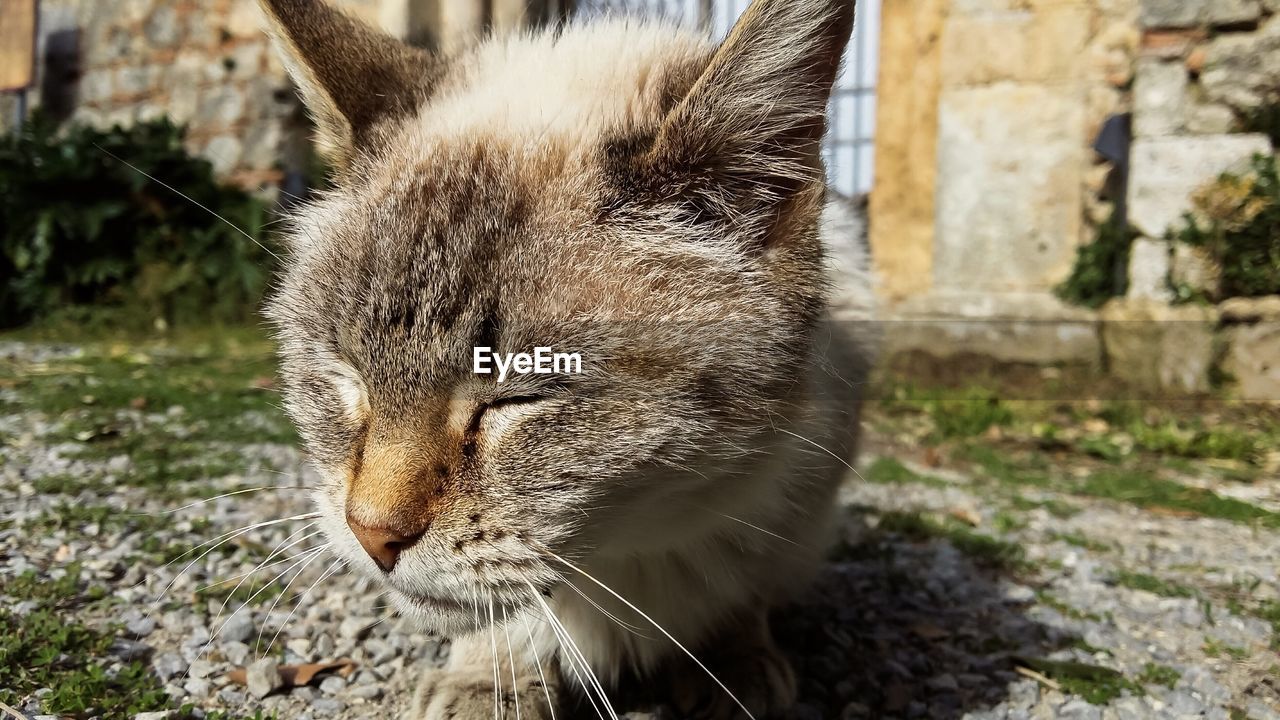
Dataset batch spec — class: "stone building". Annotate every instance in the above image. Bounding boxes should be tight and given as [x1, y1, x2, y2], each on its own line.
[870, 0, 1279, 399]
[2, 0, 1277, 397]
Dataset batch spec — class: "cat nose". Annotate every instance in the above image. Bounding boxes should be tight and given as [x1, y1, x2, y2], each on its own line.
[346, 516, 423, 572]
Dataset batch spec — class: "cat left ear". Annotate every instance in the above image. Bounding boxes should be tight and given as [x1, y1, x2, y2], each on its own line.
[640, 0, 855, 241]
[259, 0, 445, 171]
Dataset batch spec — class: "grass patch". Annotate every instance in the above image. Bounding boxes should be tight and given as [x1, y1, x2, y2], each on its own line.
[880, 385, 1015, 439]
[1009, 494, 1081, 519]
[1037, 591, 1104, 622]
[1015, 656, 1141, 704]
[1053, 532, 1113, 553]
[877, 511, 1026, 569]
[958, 445, 1054, 489]
[1079, 470, 1280, 527]
[1137, 662, 1180, 688]
[863, 457, 952, 489]
[0, 608, 170, 715]
[1112, 570, 1197, 599]
[1203, 637, 1248, 660]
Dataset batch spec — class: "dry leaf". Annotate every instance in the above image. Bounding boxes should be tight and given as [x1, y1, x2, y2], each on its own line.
[949, 507, 982, 527]
[227, 659, 357, 690]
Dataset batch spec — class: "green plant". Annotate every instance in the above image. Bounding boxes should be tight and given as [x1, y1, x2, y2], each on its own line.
[1057, 207, 1136, 308]
[1173, 153, 1280, 299]
[0, 114, 277, 329]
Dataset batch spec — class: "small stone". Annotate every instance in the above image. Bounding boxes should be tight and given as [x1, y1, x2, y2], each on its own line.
[223, 641, 251, 667]
[188, 659, 217, 679]
[182, 678, 211, 698]
[348, 684, 384, 700]
[926, 673, 959, 692]
[152, 652, 187, 681]
[311, 698, 345, 717]
[109, 638, 153, 662]
[314, 632, 335, 659]
[364, 637, 397, 664]
[1057, 699, 1103, 720]
[319, 674, 346, 695]
[220, 613, 255, 644]
[246, 658, 283, 699]
[126, 616, 157, 638]
[286, 636, 313, 660]
[338, 616, 369, 639]
[133, 712, 175, 720]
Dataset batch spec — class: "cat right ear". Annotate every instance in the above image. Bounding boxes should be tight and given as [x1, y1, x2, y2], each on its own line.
[258, 0, 444, 171]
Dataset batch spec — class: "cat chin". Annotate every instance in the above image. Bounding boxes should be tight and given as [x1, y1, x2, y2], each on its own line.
[388, 588, 526, 636]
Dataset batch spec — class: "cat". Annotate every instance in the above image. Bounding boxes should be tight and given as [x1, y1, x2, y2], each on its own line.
[259, 0, 873, 716]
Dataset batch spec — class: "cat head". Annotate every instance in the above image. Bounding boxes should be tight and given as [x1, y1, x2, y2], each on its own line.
[262, 0, 855, 634]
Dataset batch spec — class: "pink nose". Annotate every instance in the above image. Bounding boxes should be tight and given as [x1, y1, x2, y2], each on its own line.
[345, 516, 423, 572]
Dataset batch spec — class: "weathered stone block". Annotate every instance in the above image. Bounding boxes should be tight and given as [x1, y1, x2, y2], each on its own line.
[1222, 321, 1280, 401]
[1207, 0, 1262, 27]
[1127, 238, 1173, 301]
[1133, 58, 1188, 137]
[1141, 0, 1205, 29]
[1100, 299, 1218, 393]
[1126, 134, 1272, 238]
[144, 5, 181, 47]
[1202, 15, 1280, 111]
[1185, 103, 1237, 135]
[941, 5, 1090, 87]
[882, 292, 1102, 367]
[936, 84, 1085, 293]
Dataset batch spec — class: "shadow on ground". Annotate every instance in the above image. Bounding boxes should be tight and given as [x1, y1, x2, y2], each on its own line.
[772, 507, 1064, 719]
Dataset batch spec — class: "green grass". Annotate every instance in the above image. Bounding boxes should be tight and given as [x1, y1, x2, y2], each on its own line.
[1137, 662, 1181, 688]
[877, 511, 1026, 569]
[1016, 656, 1142, 704]
[863, 457, 952, 489]
[1112, 570, 1197, 599]
[1203, 638, 1248, 660]
[1080, 470, 1280, 528]
[958, 445, 1054, 489]
[1037, 591, 1104, 622]
[0, 608, 171, 715]
[1053, 532, 1113, 553]
[879, 384, 1015, 439]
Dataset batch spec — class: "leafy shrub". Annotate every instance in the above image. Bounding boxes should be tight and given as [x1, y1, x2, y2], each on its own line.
[0, 115, 277, 329]
[1056, 207, 1136, 308]
[1174, 153, 1280, 299]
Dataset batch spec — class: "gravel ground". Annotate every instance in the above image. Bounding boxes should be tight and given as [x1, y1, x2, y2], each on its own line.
[1, 340, 1278, 720]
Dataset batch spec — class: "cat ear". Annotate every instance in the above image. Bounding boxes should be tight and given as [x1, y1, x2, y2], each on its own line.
[641, 0, 855, 240]
[259, 0, 444, 170]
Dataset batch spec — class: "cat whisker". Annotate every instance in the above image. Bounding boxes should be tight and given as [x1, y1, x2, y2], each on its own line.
[184, 544, 327, 685]
[140, 513, 320, 619]
[488, 594, 502, 720]
[555, 573, 652, 638]
[252, 543, 332, 656]
[94, 144, 280, 261]
[522, 610, 558, 720]
[131, 486, 311, 516]
[705, 508, 806, 549]
[502, 606, 523, 720]
[772, 427, 867, 484]
[263, 556, 344, 657]
[541, 550, 756, 720]
[205, 525, 325, 633]
[532, 587, 616, 720]
[190, 530, 323, 593]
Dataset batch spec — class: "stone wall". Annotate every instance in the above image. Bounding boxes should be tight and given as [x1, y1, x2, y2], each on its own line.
[869, 0, 1141, 368]
[3, 0, 483, 188]
[1111, 0, 1280, 399]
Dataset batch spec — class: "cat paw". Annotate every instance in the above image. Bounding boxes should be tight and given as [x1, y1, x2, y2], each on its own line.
[410, 668, 558, 720]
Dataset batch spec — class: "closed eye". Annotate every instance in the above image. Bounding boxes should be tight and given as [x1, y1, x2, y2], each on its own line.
[467, 395, 546, 434]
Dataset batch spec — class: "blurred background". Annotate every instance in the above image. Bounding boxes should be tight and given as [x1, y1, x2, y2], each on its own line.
[1, 1, 1279, 719]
